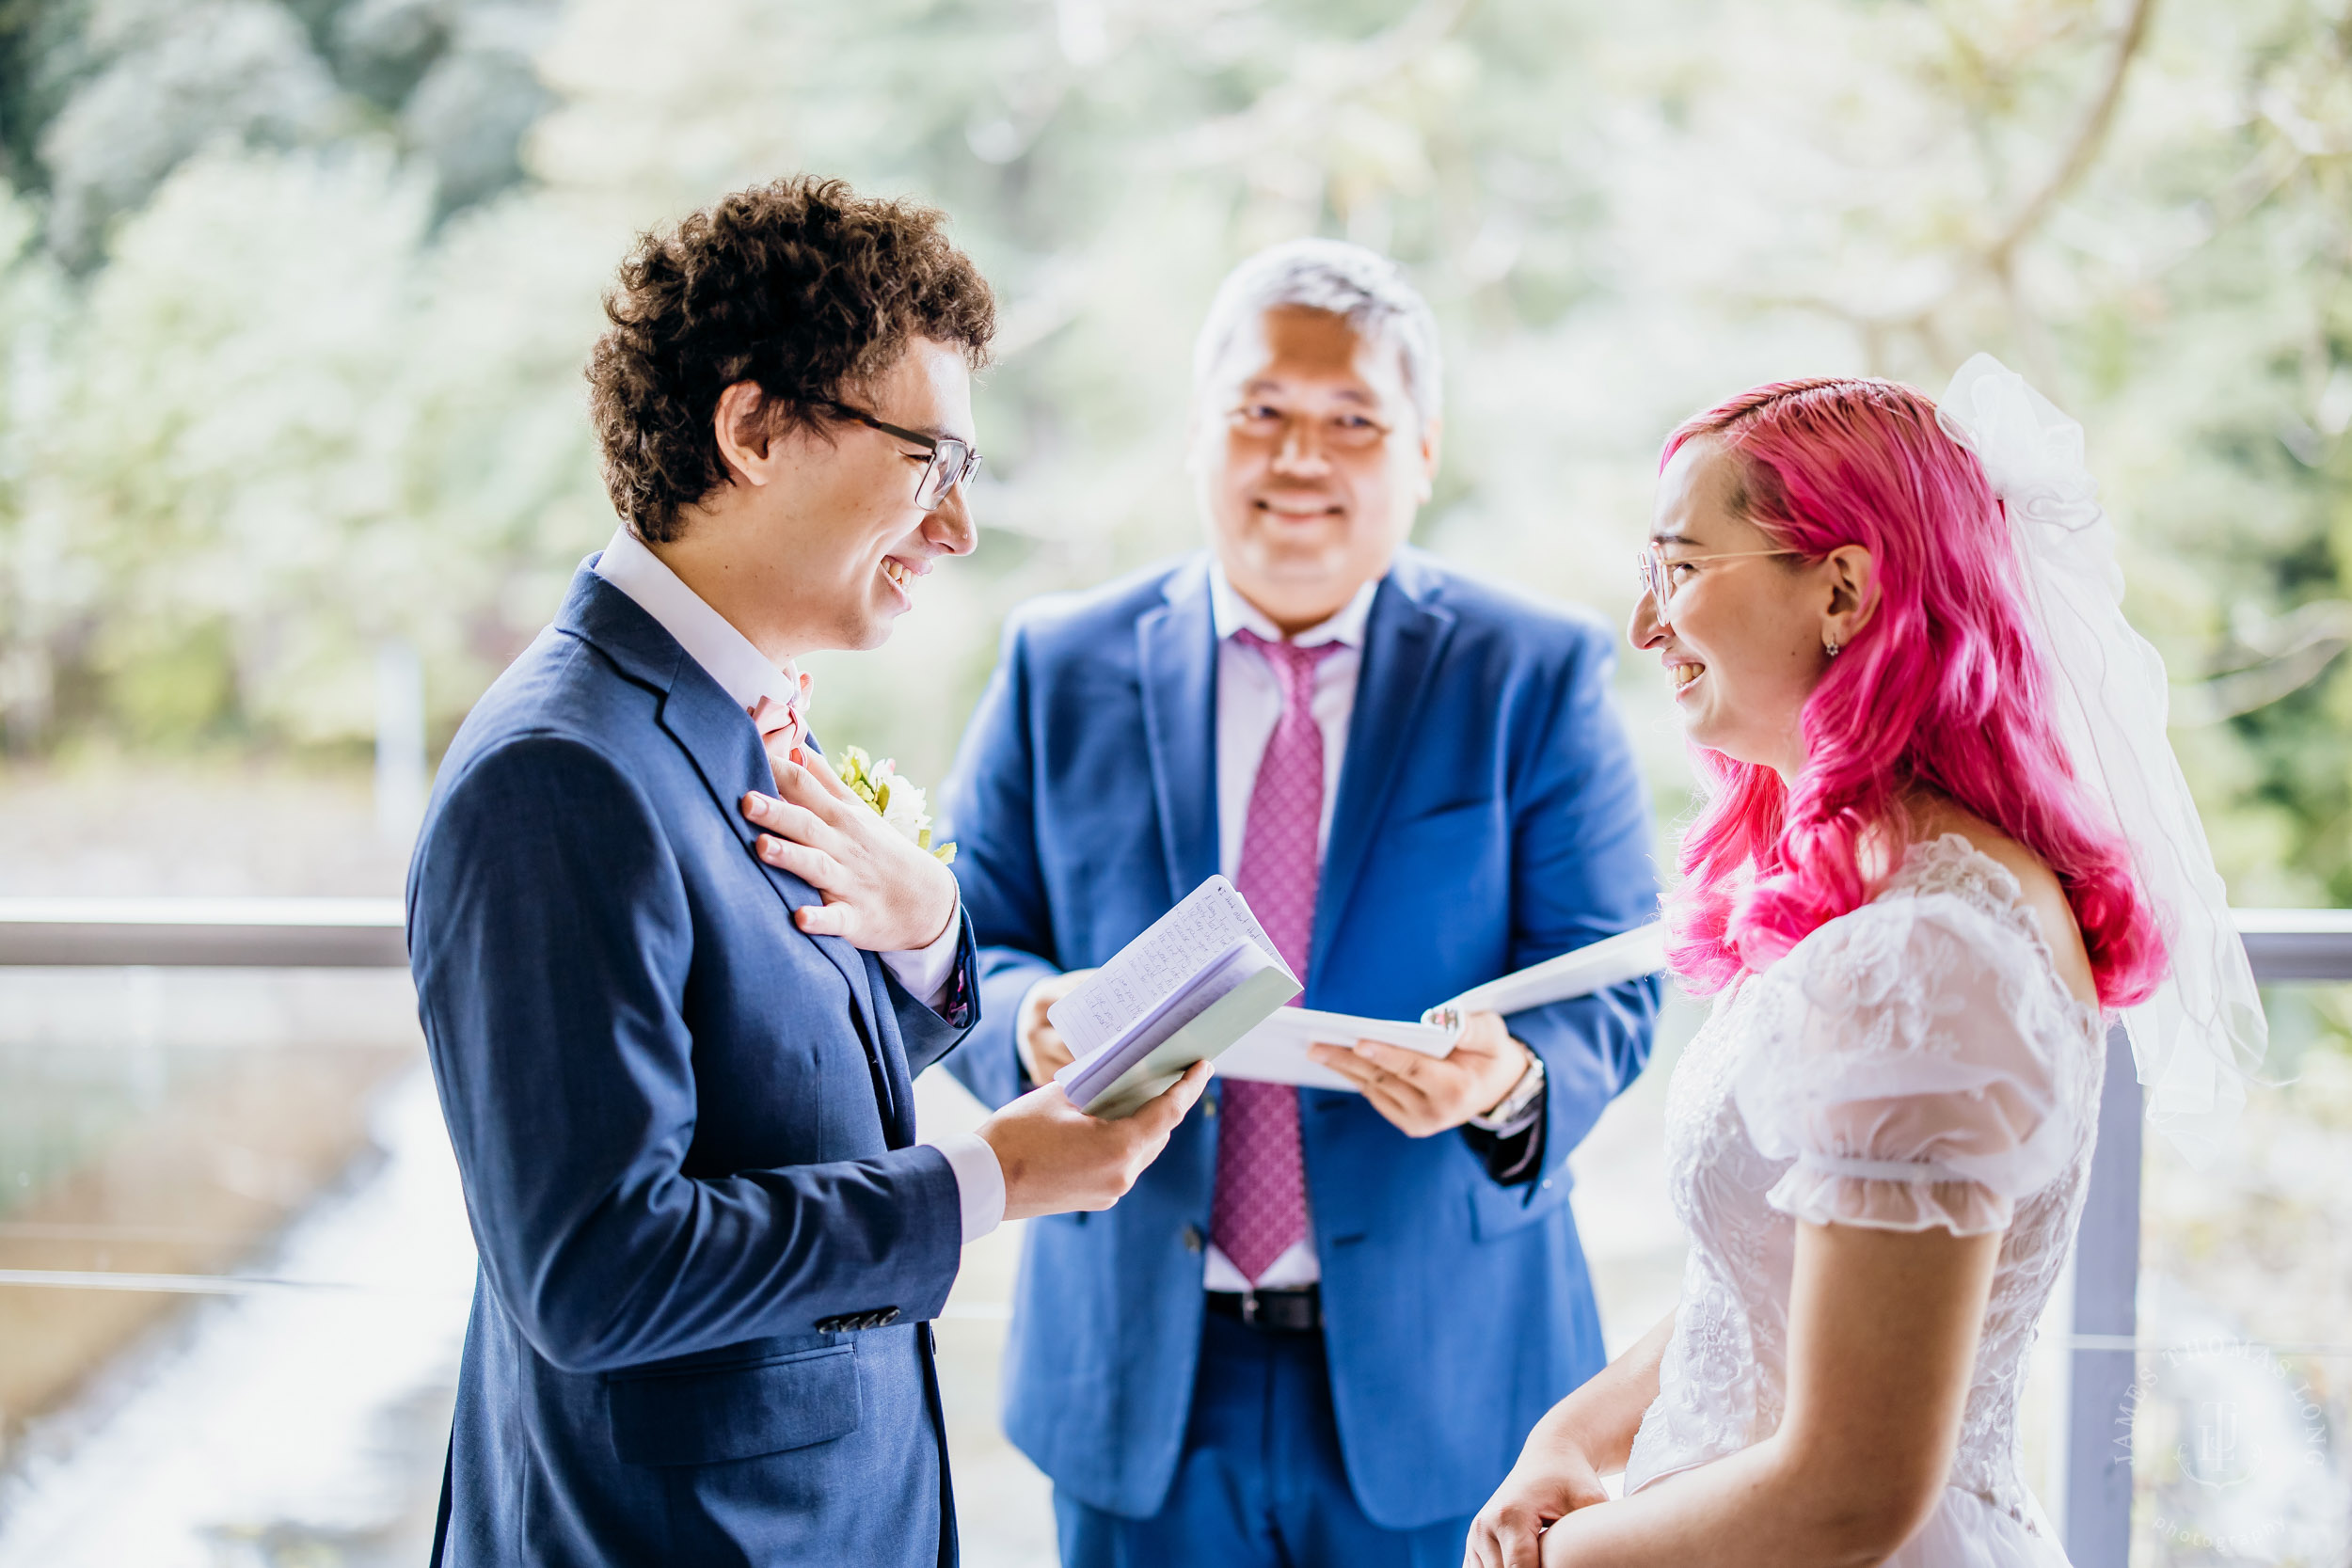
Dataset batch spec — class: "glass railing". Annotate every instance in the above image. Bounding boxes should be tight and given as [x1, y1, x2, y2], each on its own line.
[1, 900, 2345, 1565]
[0, 899, 1038, 1563]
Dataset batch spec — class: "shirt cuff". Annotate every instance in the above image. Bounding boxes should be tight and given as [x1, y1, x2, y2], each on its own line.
[924, 1130, 1005, 1245]
[879, 890, 962, 1008]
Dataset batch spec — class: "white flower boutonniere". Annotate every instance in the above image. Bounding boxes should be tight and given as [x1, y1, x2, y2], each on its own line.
[834, 746, 957, 864]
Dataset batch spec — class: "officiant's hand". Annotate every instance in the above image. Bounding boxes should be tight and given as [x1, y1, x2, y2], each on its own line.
[1308, 1010, 1534, 1138]
[740, 752, 958, 953]
[1014, 969, 1097, 1085]
[979, 1060, 1213, 1219]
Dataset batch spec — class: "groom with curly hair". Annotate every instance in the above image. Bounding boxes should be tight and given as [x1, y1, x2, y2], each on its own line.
[408, 178, 1208, 1568]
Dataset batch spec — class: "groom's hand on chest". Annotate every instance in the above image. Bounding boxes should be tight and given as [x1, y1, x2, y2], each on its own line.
[739, 751, 958, 952]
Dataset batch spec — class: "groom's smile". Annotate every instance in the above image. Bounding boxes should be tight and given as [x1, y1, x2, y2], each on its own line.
[647, 334, 980, 663]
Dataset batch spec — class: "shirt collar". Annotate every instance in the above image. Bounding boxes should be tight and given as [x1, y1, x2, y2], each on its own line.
[593, 527, 802, 713]
[1206, 560, 1380, 650]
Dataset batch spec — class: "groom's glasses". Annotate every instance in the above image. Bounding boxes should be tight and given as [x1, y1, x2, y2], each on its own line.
[1636, 543, 1803, 616]
[825, 403, 983, 511]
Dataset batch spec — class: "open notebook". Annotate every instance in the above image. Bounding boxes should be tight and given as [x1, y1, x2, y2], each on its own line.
[1048, 877, 1301, 1118]
[1047, 876, 1666, 1111]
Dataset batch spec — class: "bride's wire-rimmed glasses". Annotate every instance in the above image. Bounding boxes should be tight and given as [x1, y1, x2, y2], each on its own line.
[825, 402, 983, 511]
[1636, 542, 1803, 618]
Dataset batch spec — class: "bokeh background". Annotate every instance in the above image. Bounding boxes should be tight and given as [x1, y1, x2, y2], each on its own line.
[2, 0, 2350, 1563]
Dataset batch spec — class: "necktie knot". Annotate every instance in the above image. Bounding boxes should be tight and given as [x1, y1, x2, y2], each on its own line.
[751, 666, 813, 787]
[1234, 627, 1343, 715]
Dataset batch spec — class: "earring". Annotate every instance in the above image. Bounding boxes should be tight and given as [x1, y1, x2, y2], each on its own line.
[1824, 639, 1842, 659]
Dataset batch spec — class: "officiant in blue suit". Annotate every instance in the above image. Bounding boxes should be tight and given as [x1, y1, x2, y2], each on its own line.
[940, 240, 1662, 1567]
[408, 179, 1208, 1568]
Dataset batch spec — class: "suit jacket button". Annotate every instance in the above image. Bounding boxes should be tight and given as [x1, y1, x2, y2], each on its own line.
[1183, 1224, 1203, 1255]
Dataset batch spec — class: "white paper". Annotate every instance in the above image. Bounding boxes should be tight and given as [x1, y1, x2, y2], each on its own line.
[1047, 876, 1289, 1057]
[1217, 922, 1668, 1095]
[1218, 1006, 1458, 1091]
[1427, 922, 1666, 1024]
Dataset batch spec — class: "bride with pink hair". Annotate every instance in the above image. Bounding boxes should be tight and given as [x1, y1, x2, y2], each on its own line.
[1467, 361, 2263, 1567]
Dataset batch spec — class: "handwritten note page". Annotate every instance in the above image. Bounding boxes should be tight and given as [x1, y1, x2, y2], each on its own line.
[1048, 876, 1292, 1059]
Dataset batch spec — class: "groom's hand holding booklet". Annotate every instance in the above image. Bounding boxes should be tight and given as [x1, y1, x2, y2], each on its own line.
[1048, 877, 1302, 1117]
[1053, 876, 1670, 1117]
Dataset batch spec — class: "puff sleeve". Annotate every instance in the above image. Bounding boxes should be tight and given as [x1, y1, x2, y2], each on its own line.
[1731, 895, 2084, 1237]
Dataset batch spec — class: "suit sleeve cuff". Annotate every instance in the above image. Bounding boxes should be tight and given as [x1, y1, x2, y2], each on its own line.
[923, 1129, 1005, 1244]
[880, 889, 963, 1008]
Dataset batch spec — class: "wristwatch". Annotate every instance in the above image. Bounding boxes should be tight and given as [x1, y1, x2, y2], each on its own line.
[1468, 1049, 1546, 1132]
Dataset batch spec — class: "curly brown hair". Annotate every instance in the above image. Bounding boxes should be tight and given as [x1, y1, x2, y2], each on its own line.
[586, 177, 996, 542]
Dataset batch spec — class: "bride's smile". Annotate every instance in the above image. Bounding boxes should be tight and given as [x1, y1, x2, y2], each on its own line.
[1628, 433, 1874, 781]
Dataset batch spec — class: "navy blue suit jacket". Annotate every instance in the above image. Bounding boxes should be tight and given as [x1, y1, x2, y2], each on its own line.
[940, 549, 1661, 1528]
[408, 563, 979, 1567]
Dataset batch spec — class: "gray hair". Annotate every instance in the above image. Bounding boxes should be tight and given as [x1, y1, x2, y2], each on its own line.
[1192, 238, 1443, 431]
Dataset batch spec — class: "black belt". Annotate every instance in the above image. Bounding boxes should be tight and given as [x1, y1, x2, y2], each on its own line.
[1205, 1285, 1322, 1334]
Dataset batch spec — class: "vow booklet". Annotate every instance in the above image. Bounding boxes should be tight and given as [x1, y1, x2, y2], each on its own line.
[1216, 920, 1668, 1092]
[1050, 877, 1303, 1118]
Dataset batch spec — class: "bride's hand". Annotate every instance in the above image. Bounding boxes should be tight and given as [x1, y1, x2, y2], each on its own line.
[1465, 1434, 1610, 1568]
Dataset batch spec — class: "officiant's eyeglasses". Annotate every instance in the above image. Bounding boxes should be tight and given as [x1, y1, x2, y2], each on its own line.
[1637, 543, 1803, 616]
[825, 403, 983, 511]
[1226, 402, 1392, 451]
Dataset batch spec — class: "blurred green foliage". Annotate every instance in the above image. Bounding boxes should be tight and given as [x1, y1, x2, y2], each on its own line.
[0, 0, 2348, 909]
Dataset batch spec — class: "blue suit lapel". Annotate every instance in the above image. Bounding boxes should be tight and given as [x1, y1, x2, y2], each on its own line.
[1312, 557, 1458, 987]
[555, 566, 886, 1069]
[1136, 562, 1220, 908]
[861, 949, 921, 1148]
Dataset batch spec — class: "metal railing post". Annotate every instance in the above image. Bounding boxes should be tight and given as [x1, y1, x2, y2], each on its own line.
[2062, 1023, 2141, 1567]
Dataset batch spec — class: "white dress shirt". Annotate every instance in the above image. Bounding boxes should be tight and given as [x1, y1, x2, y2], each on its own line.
[595, 527, 1004, 1244]
[1200, 562, 1380, 1292]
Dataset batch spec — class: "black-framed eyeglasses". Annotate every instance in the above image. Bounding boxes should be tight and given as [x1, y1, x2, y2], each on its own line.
[826, 402, 982, 510]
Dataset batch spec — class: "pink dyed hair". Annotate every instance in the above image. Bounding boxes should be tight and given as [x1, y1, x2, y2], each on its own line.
[1661, 376, 2166, 1009]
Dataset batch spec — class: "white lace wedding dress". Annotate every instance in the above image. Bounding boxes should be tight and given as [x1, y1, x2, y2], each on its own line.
[1624, 836, 2102, 1565]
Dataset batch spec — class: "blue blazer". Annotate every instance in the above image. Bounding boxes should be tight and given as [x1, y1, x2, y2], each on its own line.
[940, 549, 1661, 1528]
[408, 563, 979, 1568]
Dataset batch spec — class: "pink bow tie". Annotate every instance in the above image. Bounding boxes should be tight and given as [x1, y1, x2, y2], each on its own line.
[751, 668, 813, 790]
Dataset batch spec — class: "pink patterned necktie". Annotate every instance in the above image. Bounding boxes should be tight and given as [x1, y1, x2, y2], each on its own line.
[1212, 629, 1343, 1284]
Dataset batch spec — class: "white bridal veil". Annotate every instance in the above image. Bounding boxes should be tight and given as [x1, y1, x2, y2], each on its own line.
[1936, 355, 2267, 1165]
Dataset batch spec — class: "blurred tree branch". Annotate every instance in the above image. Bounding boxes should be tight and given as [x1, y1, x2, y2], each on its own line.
[1741, 0, 2158, 376]
[1165, 0, 1477, 172]
[1983, 0, 2157, 271]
